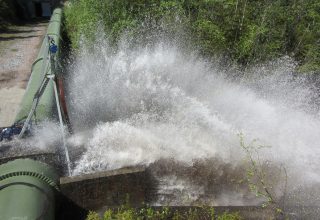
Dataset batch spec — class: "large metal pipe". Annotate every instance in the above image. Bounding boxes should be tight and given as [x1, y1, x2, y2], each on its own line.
[0, 159, 59, 220]
[0, 8, 62, 219]
[15, 8, 62, 123]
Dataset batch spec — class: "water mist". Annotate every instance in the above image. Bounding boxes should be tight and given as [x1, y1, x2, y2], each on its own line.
[65, 37, 320, 206]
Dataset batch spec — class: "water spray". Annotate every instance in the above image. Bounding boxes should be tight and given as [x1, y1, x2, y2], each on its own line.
[15, 36, 72, 175]
[68, 39, 320, 207]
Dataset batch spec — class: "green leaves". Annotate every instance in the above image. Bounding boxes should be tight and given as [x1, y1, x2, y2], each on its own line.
[64, 0, 320, 72]
[86, 206, 242, 220]
[193, 20, 226, 55]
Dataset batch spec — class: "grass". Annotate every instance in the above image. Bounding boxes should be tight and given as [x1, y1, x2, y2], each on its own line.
[86, 206, 242, 220]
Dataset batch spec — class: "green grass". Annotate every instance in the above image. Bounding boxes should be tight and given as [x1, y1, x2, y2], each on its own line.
[86, 206, 242, 220]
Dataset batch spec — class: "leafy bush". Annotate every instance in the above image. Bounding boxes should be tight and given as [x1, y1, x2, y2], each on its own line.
[64, 0, 320, 72]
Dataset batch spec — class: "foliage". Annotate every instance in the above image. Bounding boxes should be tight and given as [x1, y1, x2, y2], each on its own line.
[86, 206, 242, 220]
[238, 133, 288, 218]
[216, 212, 242, 220]
[0, 0, 16, 30]
[87, 211, 101, 220]
[64, 0, 320, 72]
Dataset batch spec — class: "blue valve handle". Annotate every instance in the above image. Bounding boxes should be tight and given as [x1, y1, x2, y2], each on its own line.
[0, 124, 23, 141]
[48, 36, 57, 54]
[49, 44, 58, 54]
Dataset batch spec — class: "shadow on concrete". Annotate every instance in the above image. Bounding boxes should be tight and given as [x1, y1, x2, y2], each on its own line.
[0, 29, 37, 34]
[0, 35, 40, 41]
[57, 193, 88, 220]
[0, 18, 48, 33]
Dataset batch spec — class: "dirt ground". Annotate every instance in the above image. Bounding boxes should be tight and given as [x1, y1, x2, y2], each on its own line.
[0, 20, 48, 127]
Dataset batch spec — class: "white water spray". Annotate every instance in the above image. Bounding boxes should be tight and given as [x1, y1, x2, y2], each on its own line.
[66, 38, 320, 205]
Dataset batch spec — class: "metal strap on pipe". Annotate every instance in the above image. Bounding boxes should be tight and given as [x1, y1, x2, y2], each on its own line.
[0, 159, 59, 220]
[0, 171, 59, 191]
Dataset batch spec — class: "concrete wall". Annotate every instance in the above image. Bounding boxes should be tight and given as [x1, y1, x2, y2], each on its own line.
[60, 167, 157, 211]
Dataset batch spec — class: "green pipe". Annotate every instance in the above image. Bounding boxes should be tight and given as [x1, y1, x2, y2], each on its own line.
[15, 8, 62, 123]
[0, 159, 59, 220]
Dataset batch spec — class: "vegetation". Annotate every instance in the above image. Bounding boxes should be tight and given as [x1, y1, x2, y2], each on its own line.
[239, 133, 288, 218]
[64, 0, 320, 72]
[86, 206, 242, 220]
[0, 0, 16, 30]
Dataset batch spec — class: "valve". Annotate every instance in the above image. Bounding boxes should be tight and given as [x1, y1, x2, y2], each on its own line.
[0, 124, 23, 141]
[48, 36, 58, 54]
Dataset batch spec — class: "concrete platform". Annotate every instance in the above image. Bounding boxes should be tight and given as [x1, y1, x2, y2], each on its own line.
[60, 166, 157, 211]
[0, 21, 48, 127]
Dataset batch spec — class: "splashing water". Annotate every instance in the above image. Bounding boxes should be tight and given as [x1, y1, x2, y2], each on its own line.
[0, 120, 63, 157]
[66, 38, 320, 206]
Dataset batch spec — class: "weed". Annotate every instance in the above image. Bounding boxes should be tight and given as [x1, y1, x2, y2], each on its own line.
[238, 133, 288, 218]
[86, 206, 242, 220]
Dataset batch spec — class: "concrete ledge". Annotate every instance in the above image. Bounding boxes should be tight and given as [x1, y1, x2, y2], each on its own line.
[60, 166, 145, 184]
[60, 166, 157, 210]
